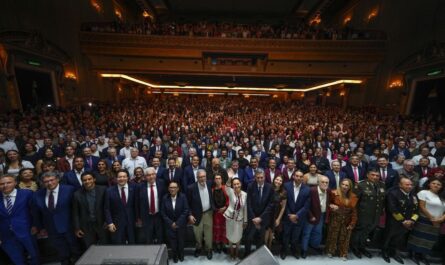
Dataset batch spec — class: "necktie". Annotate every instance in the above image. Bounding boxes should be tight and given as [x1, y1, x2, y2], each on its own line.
[121, 187, 127, 206]
[423, 168, 427, 177]
[48, 191, 55, 210]
[381, 168, 386, 181]
[5, 195, 13, 214]
[150, 184, 156, 214]
[353, 167, 359, 182]
[88, 157, 93, 168]
[170, 170, 174, 181]
[258, 186, 263, 201]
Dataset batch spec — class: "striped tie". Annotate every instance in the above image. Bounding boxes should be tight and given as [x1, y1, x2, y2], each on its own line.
[6, 195, 13, 215]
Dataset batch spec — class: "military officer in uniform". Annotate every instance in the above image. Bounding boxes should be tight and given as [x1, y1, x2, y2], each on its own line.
[382, 177, 418, 264]
[351, 168, 386, 259]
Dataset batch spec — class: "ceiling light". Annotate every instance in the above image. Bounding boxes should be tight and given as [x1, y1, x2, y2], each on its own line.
[100, 74, 362, 92]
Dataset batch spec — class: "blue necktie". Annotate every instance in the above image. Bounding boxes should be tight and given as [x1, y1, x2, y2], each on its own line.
[6, 196, 13, 214]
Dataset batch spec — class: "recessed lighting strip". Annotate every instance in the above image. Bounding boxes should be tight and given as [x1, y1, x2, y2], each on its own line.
[101, 74, 362, 92]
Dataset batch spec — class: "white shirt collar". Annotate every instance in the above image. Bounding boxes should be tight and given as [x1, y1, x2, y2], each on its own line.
[3, 188, 17, 197]
[48, 185, 60, 195]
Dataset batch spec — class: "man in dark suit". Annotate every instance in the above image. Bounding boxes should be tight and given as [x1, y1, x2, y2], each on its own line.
[325, 160, 347, 189]
[62, 156, 87, 190]
[183, 155, 203, 188]
[72, 172, 109, 251]
[161, 181, 189, 263]
[312, 147, 331, 174]
[162, 158, 184, 189]
[83, 147, 100, 172]
[389, 140, 411, 161]
[32, 171, 78, 265]
[382, 177, 418, 264]
[151, 157, 166, 179]
[414, 157, 431, 179]
[149, 138, 167, 160]
[301, 175, 330, 258]
[281, 170, 311, 259]
[187, 169, 215, 259]
[138, 167, 166, 244]
[104, 147, 124, 167]
[342, 155, 366, 184]
[245, 168, 274, 257]
[243, 157, 261, 190]
[105, 169, 137, 244]
[265, 159, 282, 184]
[376, 155, 399, 190]
[197, 142, 207, 160]
[0, 175, 39, 265]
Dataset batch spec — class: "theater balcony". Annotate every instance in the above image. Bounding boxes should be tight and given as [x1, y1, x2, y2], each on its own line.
[79, 30, 386, 96]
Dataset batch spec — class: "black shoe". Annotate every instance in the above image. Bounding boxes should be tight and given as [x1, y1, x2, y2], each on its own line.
[173, 256, 178, 263]
[179, 253, 184, 262]
[423, 256, 430, 265]
[393, 255, 404, 264]
[382, 252, 391, 263]
[352, 248, 362, 259]
[194, 248, 201, 257]
[360, 248, 372, 258]
[293, 252, 300, 259]
[280, 252, 286, 260]
[207, 250, 213, 260]
[301, 250, 307, 259]
[411, 255, 420, 265]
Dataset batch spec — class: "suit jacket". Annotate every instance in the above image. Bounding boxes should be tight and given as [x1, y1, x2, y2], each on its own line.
[342, 164, 366, 183]
[281, 167, 296, 182]
[104, 155, 125, 167]
[183, 165, 204, 188]
[252, 151, 268, 168]
[283, 182, 311, 224]
[138, 180, 167, 225]
[162, 167, 184, 188]
[311, 156, 331, 173]
[307, 187, 330, 224]
[32, 184, 75, 235]
[161, 193, 189, 229]
[243, 166, 260, 189]
[105, 184, 137, 228]
[414, 165, 431, 178]
[246, 182, 274, 227]
[72, 185, 108, 231]
[227, 168, 247, 188]
[154, 167, 166, 180]
[389, 148, 411, 161]
[62, 170, 86, 190]
[187, 181, 215, 225]
[264, 168, 282, 184]
[325, 170, 347, 189]
[84, 156, 100, 171]
[149, 145, 167, 159]
[376, 166, 400, 190]
[0, 189, 34, 240]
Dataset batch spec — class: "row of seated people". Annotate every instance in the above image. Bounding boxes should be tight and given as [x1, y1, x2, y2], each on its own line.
[1, 152, 444, 264]
[82, 20, 386, 40]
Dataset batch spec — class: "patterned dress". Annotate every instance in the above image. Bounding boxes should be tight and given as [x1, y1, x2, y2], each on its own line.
[212, 186, 229, 243]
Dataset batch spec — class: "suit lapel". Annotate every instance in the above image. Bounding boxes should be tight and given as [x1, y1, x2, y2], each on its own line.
[0, 194, 7, 214]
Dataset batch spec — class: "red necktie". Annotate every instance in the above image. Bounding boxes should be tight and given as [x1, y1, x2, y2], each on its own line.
[121, 187, 127, 206]
[353, 167, 359, 182]
[381, 168, 386, 181]
[150, 184, 156, 214]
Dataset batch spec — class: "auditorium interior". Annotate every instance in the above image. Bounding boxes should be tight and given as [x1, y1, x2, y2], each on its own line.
[1, 0, 445, 265]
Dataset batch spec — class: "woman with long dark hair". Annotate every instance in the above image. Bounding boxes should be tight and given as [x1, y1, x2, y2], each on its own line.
[212, 174, 229, 253]
[265, 175, 287, 250]
[2, 150, 34, 177]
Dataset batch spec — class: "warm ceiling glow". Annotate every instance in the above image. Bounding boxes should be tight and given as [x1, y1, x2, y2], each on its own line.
[272, 94, 278, 98]
[100, 74, 362, 93]
[90, 0, 101, 12]
[65, 72, 77, 80]
[368, 7, 379, 21]
[389, 80, 403, 88]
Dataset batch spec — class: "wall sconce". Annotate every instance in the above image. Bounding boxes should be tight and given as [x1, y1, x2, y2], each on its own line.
[339, 90, 346, 96]
[367, 7, 379, 21]
[142, 11, 152, 18]
[208, 94, 214, 97]
[65, 72, 77, 80]
[310, 15, 321, 25]
[389, 80, 403, 88]
[115, 9, 122, 20]
[272, 94, 278, 98]
[326, 91, 331, 97]
[343, 16, 351, 25]
[90, 0, 101, 13]
[173, 93, 179, 97]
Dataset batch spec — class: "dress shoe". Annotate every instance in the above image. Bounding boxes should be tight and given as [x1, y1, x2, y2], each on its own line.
[194, 248, 201, 257]
[360, 248, 372, 258]
[280, 252, 286, 260]
[352, 248, 362, 259]
[423, 256, 430, 265]
[382, 252, 391, 263]
[179, 253, 184, 262]
[173, 256, 178, 263]
[411, 254, 420, 265]
[293, 252, 300, 259]
[393, 255, 404, 264]
[301, 250, 307, 259]
[207, 250, 213, 260]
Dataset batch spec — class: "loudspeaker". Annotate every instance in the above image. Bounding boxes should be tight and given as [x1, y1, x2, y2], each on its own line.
[236, 246, 279, 265]
[76, 245, 168, 265]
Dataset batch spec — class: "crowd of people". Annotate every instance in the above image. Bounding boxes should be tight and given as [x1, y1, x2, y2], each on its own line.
[0, 96, 444, 265]
[82, 20, 386, 40]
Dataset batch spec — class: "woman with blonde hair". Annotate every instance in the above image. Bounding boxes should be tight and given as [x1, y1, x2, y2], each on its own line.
[325, 178, 358, 260]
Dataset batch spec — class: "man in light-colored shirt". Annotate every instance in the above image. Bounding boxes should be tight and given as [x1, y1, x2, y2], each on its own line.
[122, 148, 148, 178]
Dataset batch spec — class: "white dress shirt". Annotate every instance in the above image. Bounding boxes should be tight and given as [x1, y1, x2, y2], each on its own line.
[293, 182, 301, 202]
[171, 195, 177, 211]
[122, 156, 148, 178]
[75, 169, 84, 186]
[3, 188, 17, 208]
[198, 183, 211, 212]
[318, 186, 327, 213]
[46, 185, 60, 208]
